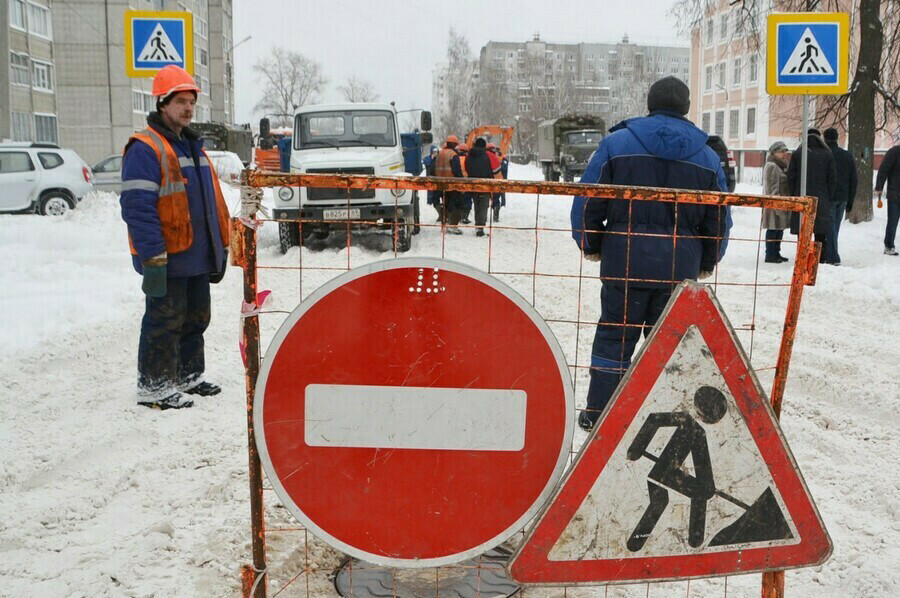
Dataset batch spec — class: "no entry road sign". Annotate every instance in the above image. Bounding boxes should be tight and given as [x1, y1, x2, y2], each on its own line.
[255, 258, 574, 567]
[509, 281, 831, 585]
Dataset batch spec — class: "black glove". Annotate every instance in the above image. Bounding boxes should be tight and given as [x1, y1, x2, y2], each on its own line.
[210, 255, 227, 284]
[141, 253, 167, 298]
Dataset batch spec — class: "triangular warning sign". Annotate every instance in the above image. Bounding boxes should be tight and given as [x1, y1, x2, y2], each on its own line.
[780, 27, 834, 76]
[138, 23, 183, 63]
[508, 282, 831, 585]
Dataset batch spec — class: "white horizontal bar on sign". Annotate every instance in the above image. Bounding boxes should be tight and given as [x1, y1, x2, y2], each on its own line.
[305, 384, 527, 451]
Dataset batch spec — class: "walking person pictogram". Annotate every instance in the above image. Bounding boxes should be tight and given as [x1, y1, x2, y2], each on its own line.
[791, 37, 821, 73]
[149, 31, 171, 61]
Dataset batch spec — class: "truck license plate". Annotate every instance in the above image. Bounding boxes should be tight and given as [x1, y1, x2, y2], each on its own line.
[323, 208, 361, 220]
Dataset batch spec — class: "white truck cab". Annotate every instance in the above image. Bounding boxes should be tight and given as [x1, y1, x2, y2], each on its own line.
[273, 103, 431, 253]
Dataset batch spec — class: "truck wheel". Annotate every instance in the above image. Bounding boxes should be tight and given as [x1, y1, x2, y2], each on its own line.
[393, 219, 413, 253]
[550, 169, 560, 182]
[562, 167, 573, 183]
[412, 191, 421, 235]
[278, 221, 299, 254]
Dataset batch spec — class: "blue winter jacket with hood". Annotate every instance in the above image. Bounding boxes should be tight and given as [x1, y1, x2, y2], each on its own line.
[571, 112, 728, 288]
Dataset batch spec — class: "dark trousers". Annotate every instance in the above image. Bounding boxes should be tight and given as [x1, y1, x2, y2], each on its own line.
[138, 274, 211, 391]
[472, 193, 490, 229]
[765, 229, 784, 258]
[828, 201, 847, 262]
[886, 200, 900, 249]
[817, 231, 832, 264]
[587, 284, 670, 417]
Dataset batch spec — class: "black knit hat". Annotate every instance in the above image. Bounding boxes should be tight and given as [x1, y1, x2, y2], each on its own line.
[474, 137, 487, 148]
[647, 76, 690, 115]
[824, 127, 839, 142]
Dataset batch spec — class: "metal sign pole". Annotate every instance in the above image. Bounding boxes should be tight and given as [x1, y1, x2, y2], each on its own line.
[800, 95, 809, 197]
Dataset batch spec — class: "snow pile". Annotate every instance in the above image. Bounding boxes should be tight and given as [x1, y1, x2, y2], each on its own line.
[0, 169, 898, 597]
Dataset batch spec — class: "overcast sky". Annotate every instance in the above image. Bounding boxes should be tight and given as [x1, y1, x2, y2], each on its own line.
[232, 0, 687, 125]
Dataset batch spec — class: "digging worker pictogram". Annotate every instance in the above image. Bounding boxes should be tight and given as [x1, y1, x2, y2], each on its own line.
[625, 385, 727, 552]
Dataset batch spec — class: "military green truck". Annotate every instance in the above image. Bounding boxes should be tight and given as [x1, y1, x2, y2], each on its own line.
[537, 114, 606, 182]
[192, 122, 253, 166]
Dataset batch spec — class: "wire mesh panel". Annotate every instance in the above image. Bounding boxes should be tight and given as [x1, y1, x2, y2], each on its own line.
[236, 168, 819, 598]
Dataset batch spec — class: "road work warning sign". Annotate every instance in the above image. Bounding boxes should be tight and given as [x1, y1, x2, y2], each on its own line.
[509, 281, 831, 585]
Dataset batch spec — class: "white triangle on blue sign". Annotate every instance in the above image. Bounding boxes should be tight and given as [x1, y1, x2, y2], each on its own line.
[780, 27, 834, 76]
[138, 23, 182, 63]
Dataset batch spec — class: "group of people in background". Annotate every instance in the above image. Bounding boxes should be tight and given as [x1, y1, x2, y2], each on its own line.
[423, 135, 509, 237]
[763, 127, 900, 264]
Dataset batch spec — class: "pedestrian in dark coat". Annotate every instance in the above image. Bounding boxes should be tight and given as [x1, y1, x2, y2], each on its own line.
[875, 144, 900, 256]
[823, 128, 857, 265]
[423, 145, 442, 221]
[787, 129, 836, 263]
[570, 76, 727, 431]
[466, 137, 502, 236]
[762, 141, 792, 263]
[445, 144, 469, 234]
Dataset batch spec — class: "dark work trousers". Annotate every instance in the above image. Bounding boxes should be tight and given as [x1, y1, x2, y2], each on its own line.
[886, 200, 900, 249]
[444, 191, 463, 226]
[765, 229, 785, 258]
[828, 201, 847, 263]
[816, 231, 831, 264]
[138, 274, 211, 391]
[472, 193, 490, 230]
[587, 284, 671, 419]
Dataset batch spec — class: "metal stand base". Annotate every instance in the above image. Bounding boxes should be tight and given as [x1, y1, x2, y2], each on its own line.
[333, 548, 520, 598]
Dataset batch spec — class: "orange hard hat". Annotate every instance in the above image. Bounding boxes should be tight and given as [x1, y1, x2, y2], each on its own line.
[456, 143, 469, 153]
[446, 135, 460, 144]
[152, 65, 200, 99]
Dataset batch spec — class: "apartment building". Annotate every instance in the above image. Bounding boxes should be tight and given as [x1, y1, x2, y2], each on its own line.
[2, 0, 234, 165]
[690, 0, 897, 180]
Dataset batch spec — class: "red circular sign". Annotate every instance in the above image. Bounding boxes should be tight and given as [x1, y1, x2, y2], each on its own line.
[255, 258, 573, 567]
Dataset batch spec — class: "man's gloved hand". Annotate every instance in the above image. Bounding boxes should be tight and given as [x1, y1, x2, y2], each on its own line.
[583, 252, 601, 263]
[142, 252, 167, 298]
[698, 269, 714, 280]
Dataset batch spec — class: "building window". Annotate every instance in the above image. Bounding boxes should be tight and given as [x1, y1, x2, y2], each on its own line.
[720, 13, 728, 40]
[32, 60, 53, 92]
[717, 62, 726, 88]
[702, 112, 711, 133]
[34, 114, 58, 144]
[10, 53, 30, 86]
[133, 90, 144, 112]
[144, 92, 155, 113]
[27, 2, 52, 39]
[12, 112, 33, 141]
[715, 110, 725, 137]
[705, 18, 714, 46]
[746, 107, 756, 135]
[705, 65, 713, 91]
[10, 0, 26, 30]
[749, 54, 758, 83]
[732, 57, 742, 87]
[729, 109, 740, 138]
[198, 47, 208, 67]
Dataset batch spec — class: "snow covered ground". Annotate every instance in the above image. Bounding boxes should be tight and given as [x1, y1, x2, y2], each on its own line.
[1, 163, 898, 597]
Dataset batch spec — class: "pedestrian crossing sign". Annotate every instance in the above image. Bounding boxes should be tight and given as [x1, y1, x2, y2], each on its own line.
[767, 12, 849, 95]
[125, 11, 194, 78]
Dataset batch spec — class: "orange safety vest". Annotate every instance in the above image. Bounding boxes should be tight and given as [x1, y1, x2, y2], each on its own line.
[434, 147, 457, 177]
[125, 127, 230, 256]
[459, 155, 468, 177]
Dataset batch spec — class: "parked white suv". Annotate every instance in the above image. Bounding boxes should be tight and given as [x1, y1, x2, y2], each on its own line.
[0, 143, 94, 215]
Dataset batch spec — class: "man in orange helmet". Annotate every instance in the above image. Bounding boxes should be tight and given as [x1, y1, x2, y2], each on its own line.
[120, 65, 231, 410]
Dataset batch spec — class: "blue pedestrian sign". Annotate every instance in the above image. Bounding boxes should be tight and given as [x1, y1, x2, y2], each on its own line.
[124, 11, 194, 78]
[767, 13, 849, 95]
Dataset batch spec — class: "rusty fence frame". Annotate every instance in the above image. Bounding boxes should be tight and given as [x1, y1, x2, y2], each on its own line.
[236, 171, 820, 598]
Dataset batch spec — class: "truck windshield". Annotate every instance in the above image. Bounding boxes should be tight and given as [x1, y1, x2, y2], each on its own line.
[296, 110, 397, 149]
[565, 131, 603, 145]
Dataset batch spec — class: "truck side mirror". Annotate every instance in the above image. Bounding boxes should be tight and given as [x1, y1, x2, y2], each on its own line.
[420, 132, 433, 145]
[259, 118, 270, 139]
[420, 111, 432, 132]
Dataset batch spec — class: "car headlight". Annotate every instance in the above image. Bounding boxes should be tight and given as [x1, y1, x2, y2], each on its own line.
[278, 187, 294, 201]
[561, 154, 575, 162]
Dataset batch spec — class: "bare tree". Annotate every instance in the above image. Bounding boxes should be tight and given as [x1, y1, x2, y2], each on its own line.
[439, 28, 480, 141]
[338, 76, 380, 103]
[254, 47, 328, 126]
[670, 0, 900, 224]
